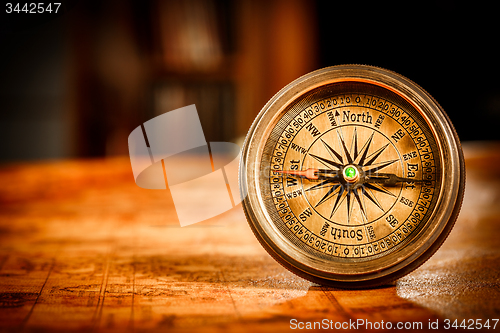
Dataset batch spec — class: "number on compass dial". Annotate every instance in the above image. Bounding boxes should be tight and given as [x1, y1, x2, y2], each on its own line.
[269, 93, 436, 259]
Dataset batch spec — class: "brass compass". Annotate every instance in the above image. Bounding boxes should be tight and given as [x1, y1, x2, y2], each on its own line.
[239, 65, 465, 288]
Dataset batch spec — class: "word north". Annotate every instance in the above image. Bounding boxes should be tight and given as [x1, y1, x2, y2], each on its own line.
[342, 111, 373, 124]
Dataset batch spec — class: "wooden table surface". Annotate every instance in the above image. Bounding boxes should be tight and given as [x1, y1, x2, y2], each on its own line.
[0, 142, 499, 332]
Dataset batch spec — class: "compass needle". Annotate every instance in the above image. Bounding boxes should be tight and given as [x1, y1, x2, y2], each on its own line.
[275, 168, 319, 180]
[364, 182, 396, 197]
[241, 65, 465, 288]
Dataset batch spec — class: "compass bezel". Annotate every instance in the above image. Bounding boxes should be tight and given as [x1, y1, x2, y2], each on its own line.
[239, 65, 464, 288]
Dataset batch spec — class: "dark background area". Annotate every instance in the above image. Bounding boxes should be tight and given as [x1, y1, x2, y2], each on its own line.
[0, 0, 498, 163]
[317, 2, 500, 144]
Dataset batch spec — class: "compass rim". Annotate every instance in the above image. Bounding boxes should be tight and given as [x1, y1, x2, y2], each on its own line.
[239, 65, 465, 287]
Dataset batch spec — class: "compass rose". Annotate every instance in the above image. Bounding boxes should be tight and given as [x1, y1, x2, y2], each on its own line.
[277, 128, 420, 224]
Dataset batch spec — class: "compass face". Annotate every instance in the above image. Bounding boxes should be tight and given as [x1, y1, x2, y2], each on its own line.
[240, 66, 465, 288]
[302, 125, 403, 228]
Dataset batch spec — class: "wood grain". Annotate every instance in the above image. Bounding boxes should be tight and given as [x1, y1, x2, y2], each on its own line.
[0, 142, 499, 332]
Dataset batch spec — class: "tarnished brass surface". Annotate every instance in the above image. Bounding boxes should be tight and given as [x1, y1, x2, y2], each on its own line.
[240, 65, 465, 287]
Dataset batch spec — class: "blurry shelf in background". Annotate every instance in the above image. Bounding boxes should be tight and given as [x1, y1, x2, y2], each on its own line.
[152, 0, 230, 74]
[153, 81, 236, 142]
[69, 0, 318, 156]
[148, 0, 238, 143]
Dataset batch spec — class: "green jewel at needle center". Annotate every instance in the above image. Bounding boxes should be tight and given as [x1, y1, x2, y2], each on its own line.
[343, 166, 359, 182]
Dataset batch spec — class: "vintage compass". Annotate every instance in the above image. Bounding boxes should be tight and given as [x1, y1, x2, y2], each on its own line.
[239, 65, 465, 288]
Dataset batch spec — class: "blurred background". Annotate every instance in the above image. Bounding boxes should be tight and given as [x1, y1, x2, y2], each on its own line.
[0, 0, 498, 163]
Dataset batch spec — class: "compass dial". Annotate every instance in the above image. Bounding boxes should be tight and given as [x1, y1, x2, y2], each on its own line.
[240, 65, 465, 288]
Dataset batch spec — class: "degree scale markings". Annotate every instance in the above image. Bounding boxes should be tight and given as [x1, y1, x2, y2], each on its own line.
[267, 88, 439, 259]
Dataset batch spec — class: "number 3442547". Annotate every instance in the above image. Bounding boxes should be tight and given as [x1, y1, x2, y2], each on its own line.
[6, 3, 62, 14]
